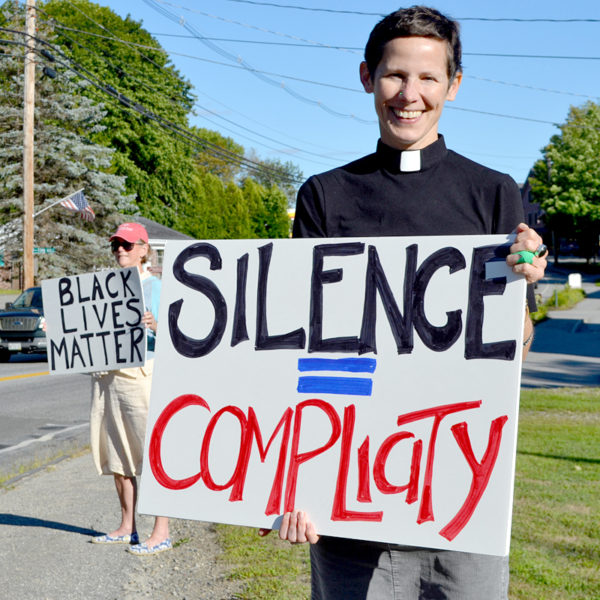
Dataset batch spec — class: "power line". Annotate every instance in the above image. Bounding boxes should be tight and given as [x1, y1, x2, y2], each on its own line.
[33, 14, 341, 167]
[10, 6, 598, 172]
[205, 0, 600, 22]
[467, 52, 600, 61]
[147, 32, 600, 61]
[193, 89, 346, 155]
[142, 0, 374, 123]
[44, 22, 371, 121]
[1, 29, 303, 184]
[218, 0, 384, 16]
[42, 23, 600, 101]
[30, 21, 597, 130]
[445, 105, 556, 126]
[34, 10, 188, 112]
[193, 102, 339, 163]
[146, 2, 361, 56]
[61, 0, 170, 72]
[194, 108, 339, 169]
[46, 23, 362, 91]
[150, 32, 359, 51]
[466, 75, 598, 101]
[143, 0, 598, 127]
[43, 22, 363, 92]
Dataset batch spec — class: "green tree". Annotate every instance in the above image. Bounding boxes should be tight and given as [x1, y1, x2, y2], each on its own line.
[41, 0, 197, 229]
[242, 178, 290, 238]
[0, 3, 136, 279]
[191, 126, 245, 182]
[42, 0, 299, 238]
[245, 152, 303, 207]
[529, 101, 600, 261]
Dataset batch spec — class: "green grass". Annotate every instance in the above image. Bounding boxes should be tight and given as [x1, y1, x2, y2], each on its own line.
[0, 445, 90, 488]
[510, 388, 600, 599]
[531, 285, 586, 324]
[216, 523, 310, 599]
[215, 388, 600, 599]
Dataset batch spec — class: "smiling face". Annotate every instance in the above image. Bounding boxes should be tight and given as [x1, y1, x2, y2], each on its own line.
[111, 237, 148, 272]
[360, 36, 462, 151]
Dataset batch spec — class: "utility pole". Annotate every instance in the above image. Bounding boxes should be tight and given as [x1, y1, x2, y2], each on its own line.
[22, 0, 36, 289]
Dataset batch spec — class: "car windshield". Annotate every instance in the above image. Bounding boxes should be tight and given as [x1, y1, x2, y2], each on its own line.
[11, 288, 43, 310]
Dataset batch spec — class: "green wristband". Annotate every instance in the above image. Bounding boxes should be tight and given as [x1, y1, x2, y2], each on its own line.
[515, 250, 535, 264]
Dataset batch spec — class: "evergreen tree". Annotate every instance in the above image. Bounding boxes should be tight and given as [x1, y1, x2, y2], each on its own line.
[0, 2, 136, 279]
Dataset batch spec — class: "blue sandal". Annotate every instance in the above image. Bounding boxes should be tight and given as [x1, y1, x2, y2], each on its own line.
[91, 532, 139, 545]
[127, 538, 172, 556]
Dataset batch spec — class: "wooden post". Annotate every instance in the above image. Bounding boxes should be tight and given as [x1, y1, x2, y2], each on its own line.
[22, 0, 36, 289]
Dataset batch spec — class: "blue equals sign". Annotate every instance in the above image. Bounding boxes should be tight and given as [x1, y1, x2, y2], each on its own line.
[297, 358, 377, 397]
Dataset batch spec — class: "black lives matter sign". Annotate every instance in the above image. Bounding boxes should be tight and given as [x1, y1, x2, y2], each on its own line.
[42, 267, 146, 374]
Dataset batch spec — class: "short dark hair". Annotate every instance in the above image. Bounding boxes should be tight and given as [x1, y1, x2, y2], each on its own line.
[364, 5, 462, 81]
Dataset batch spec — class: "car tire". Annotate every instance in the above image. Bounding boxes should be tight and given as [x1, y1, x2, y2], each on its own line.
[0, 350, 11, 362]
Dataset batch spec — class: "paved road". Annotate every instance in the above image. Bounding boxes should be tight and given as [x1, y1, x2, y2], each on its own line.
[0, 356, 91, 482]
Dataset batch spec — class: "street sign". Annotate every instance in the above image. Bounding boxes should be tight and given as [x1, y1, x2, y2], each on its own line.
[33, 247, 55, 254]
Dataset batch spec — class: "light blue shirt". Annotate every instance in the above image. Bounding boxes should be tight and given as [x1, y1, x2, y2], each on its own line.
[142, 273, 161, 357]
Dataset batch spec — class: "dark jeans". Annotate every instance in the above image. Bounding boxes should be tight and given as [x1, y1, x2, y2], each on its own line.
[310, 536, 509, 600]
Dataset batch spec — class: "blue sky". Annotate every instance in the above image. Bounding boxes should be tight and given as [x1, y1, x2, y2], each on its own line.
[95, 0, 600, 187]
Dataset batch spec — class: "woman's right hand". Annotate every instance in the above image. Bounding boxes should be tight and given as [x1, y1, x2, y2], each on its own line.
[278, 510, 320, 544]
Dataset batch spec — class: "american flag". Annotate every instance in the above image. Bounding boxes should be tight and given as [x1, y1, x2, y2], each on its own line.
[59, 190, 95, 222]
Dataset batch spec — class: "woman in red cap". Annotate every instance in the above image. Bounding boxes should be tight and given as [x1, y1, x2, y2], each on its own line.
[90, 222, 171, 555]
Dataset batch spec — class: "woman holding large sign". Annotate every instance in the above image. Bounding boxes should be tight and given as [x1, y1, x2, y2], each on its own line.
[90, 222, 171, 556]
[274, 6, 548, 600]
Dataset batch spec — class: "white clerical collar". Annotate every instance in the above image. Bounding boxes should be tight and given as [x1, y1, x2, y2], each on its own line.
[399, 150, 421, 172]
[376, 136, 447, 173]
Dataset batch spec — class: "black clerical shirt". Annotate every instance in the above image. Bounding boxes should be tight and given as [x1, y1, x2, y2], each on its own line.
[292, 136, 524, 239]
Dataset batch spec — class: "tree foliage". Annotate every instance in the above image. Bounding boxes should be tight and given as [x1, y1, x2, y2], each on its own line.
[0, 0, 294, 287]
[529, 101, 600, 259]
[0, 2, 136, 279]
[42, 0, 197, 228]
[41, 0, 293, 239]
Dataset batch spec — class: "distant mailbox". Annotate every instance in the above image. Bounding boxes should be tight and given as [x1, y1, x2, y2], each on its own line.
[568, 273, 582, 289]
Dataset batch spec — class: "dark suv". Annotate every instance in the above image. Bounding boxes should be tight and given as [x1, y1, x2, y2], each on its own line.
[0, 287, 46, 362]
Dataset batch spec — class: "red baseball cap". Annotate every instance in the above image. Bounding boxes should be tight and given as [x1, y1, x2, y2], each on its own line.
[109, 222, 148, 244]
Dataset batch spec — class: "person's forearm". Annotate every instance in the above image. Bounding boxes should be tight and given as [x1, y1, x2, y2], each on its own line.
[522, 309, 534, 360]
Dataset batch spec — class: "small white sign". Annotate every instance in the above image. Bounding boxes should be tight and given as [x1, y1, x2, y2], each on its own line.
[42, 267, 146, 374]
[139, 236, 525, 556]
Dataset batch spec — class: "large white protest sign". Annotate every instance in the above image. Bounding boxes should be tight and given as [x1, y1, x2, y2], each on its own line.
[139, 235, 526, 556]
[42, 267, 146, 374]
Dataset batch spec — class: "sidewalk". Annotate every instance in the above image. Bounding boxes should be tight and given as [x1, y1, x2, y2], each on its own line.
[521, 264, 600, 387]
[0, 453, 242, 599]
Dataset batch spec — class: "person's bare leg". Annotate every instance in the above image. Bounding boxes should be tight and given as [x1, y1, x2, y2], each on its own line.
[143, 516, 169, 547]
[106, 474, 137, 537]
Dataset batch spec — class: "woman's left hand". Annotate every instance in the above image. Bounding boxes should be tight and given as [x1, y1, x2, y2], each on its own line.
[142, 311, 157, 333]
[506, 223, 548, 284]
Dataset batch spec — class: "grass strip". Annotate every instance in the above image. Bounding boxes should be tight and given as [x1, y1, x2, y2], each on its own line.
[531, 285, 586, 323]
[216, 522, 310, 599]
[510, 387, 600, 599]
